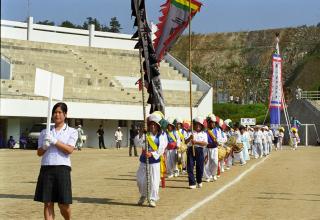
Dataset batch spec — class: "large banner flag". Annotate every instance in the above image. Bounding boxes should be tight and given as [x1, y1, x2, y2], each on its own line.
[154, 0, 202, 62]
[131, 0, 165, 114]
[269, 53, 283, 129]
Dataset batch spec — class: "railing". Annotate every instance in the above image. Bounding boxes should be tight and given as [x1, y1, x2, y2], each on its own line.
[1, 18, 137, 51]
[300, 91, 320, 100]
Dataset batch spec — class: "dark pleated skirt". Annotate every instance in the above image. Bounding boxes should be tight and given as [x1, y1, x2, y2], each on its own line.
[34, 165, 72, 204]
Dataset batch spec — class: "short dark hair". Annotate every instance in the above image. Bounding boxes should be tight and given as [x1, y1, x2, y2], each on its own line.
[52, 102, 68, 121]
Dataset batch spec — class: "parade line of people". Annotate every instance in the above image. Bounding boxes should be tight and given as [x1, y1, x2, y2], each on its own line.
[135, 111, 298, 207]
[34, 102, 300, 220]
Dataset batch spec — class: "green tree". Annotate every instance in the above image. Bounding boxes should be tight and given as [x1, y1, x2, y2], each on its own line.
[60, 20, 76, 28]
[36, 20, 55, 26]
[108, 17, 121, 33]
[83, 17, 102, 31]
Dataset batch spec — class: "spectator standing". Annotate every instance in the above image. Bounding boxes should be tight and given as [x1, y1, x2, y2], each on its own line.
[115, 127, 123, 149]
[129, 125, 138, 156]
[97, 125, 106, 149]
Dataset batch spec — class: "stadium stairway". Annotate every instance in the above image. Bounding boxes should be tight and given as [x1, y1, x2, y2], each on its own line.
[281, 99, 320, 145]
[1, 38, 203, 107]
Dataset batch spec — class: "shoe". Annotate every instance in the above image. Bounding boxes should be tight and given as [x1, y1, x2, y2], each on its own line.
[240, 162, 247, 166]
[213, 175, 218, 181]
[197, 183, 203, 188]
[137, 196, 146, 205]
[217, 175, 220, 178]
[149, 200, 156, 207]
[221, 168, 225, 173]
[205, 178, 211, 182]
[259, 156, 263, 158]
[226, 167, 230, 170]
[189, 185, 196, 189]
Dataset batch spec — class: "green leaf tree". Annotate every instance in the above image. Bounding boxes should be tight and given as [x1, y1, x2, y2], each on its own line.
[108, 17, 121, 33]
[60, 20, 76, 28]
[36, 20, 55, 26]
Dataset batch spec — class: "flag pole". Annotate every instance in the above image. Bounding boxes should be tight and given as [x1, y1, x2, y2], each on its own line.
[134, 0, 151, 205]
[188, 0, 195, 157]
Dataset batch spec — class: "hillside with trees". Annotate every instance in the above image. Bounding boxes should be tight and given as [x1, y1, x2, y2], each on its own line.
[170, 25, 320, 104]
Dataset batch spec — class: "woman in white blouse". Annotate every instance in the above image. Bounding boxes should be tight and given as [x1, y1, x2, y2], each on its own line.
[34, 102, 77, 220]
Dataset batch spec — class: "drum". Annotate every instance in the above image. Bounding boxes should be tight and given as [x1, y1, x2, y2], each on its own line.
[225, 146, 232, 157]
[232, 143, 244, 153]
[218, 146, 227, 161]
[177, 143, 187, 153]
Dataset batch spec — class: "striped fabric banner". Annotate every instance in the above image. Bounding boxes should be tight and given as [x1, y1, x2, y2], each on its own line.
[153, 0, 202, 62]
[269, 53, 283, 129]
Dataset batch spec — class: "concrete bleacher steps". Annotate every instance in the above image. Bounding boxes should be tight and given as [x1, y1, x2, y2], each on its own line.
[308, 100, 320, 111]
[1, 38, 203, 107]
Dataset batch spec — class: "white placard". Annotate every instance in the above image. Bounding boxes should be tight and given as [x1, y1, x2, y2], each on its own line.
[240, 118, 256, 126]
[34, 68, 64, 100]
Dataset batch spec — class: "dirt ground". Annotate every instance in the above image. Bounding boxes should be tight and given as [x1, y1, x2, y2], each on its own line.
[0, 146, 319, 220]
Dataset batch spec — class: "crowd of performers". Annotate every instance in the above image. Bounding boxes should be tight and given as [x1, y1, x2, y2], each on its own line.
[135, 111, 300, 207]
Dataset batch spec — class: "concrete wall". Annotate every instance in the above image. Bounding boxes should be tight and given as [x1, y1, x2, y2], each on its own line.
[81, 119, 129, 148]
[0, 98, 212, 121]
[1, 19, 136, 51]
[7, 118, 20, 142]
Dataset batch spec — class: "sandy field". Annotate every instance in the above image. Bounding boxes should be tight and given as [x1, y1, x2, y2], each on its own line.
[0, 146, 319, 220]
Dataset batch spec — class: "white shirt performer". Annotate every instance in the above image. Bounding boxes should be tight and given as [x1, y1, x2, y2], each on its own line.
[253, 127, 263, 158]
[278, 127, 285, 150]
[203, 114, 219, 182]
[115, 127, 123, 149]
[165, 117, 181, 178]
[186, 116, 208, 189]
[136, 112, 166, 207]
[34, 102, 77, 220]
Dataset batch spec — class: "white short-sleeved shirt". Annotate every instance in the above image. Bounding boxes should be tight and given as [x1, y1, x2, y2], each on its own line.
[254, 130, 263, 143]
[188, 131, 208, 148]
[233, 130, 242, 143]
[38, 124, 77, 167]
[115, 131, 123, 141]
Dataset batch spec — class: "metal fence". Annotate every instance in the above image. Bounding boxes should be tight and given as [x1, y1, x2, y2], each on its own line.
[281, 124, 319, 146]
[300, 91, 320, 100]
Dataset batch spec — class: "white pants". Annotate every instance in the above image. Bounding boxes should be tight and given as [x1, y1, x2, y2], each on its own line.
[268, 141, 273, 153]
[203, 148, 218, 178]
[136, 162, 160, 201]
[219, 160, 224, 172]
[166, 149, 178, 175]
[233, 151, 245, 164]
[226, 153, 233, 167]
[292, 138, 298, 149]
[254, 141, 263, 157]
[278, 137, 283, 150]
[262, 141, 268, 155]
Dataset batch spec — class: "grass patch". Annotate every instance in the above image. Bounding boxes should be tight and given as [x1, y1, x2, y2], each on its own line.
[212, 103, 268, 124]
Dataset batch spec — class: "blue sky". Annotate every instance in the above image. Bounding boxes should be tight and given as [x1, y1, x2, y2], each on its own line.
[1, 0, 320, 34]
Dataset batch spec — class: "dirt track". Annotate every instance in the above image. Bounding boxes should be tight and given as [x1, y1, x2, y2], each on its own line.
[0, 146, 319, 220]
